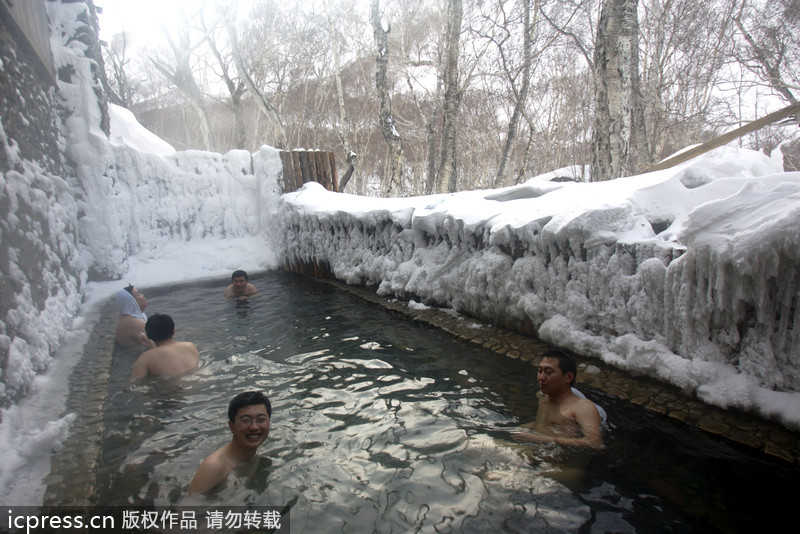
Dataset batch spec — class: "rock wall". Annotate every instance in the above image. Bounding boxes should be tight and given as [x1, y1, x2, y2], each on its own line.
[0, 2, 84, 405]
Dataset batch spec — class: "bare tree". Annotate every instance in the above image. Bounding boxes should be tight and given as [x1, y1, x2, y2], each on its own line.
[199, 14, 248, 148]
[491, 0, 544, 187]
[733, 0, 798, 105]
[226, 18, 287, 148]
[638, 0, 737, 162]
[591, 0, 645, 181]
[150, 26, 214, 150]
[102, 32, 139, 107]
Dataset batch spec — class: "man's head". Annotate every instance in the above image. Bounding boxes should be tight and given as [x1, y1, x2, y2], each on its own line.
[231, 270, 249, 293]
[228, 391, 272, 450]
[537, 350, 577, 395]
[145, 313, 175, 343]
[125, 284, 148, 311]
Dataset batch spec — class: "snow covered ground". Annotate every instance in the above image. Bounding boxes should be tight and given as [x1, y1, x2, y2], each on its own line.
[1, 0, 799, 507]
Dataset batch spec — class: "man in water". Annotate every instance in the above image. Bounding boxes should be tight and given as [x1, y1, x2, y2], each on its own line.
[224, 269, 258, 300]
[115, 284, 152, 348]
[512, 351, 604, 449]
[188, 391, 272, 495]
[130, 313, 199, 381]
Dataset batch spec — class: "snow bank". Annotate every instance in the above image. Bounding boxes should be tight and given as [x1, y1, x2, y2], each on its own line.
[276, 147, 800, 429]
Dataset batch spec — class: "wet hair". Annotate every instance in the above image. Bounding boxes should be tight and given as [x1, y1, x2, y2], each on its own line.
[228, 391, 272, 421]
[543, 349, 577, 386]
[232, 270, 248, 281]
[124, 284, 135, 294]
[144, 313, 174, 342]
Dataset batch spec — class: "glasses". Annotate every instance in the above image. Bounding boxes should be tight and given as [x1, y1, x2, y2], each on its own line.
[237, 415, 269, 426]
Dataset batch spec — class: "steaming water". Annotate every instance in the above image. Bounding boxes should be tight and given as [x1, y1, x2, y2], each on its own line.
[83, 272, 797, 533]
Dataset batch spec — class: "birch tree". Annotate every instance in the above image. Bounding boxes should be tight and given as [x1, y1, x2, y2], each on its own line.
[371, 0, 405, 194]
[436, 0, 464, 193]
[591, 0, 645, 181]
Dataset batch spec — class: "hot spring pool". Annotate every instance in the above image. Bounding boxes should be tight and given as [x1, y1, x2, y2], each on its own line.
[48, 271, 799, 533]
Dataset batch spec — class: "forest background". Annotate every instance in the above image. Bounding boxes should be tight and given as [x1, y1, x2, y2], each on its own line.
[99, 0, 800, 196]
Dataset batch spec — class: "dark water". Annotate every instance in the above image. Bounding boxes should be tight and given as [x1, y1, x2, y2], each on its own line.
[95, 271, 797, 533]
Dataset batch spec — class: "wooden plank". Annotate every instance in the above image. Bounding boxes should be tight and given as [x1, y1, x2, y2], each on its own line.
[298, 151, 311, 186]
[308, 150, 319, 186]
[329, 152, 339, 192]
[316, 151, 330, 190]
[278, 151, 293, 193]
[291, 150, 304, 190]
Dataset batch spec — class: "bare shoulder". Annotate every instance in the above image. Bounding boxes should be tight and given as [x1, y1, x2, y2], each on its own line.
[179, 341, 199, 353]
[245, 283, 258, 295]
[224, 285, 234, 298]
[572, 396, 600, 417]
[131, 348, 158, 381]
[189, 447, 231, 495]
[133, 347, 157, 365]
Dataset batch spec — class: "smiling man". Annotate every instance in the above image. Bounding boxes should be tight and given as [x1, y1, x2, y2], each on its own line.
[188, 391, 272, 495]
[224, 269, 258, 300]
[512, 351, 604, 449]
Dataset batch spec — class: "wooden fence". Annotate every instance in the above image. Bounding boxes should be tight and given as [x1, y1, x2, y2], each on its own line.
[279, 150, 338, 193]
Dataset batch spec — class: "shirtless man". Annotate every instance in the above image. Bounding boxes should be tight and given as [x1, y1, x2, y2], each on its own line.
[130, 314, 199, 381]
[115, 285, 152, 348]
[188, 391, 272, 495]
[512, 351, 604, 449]
[224, 270, 258, 300]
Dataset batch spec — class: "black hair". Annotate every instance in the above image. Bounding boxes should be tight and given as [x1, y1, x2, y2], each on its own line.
[228, 391, 272, 421]
[144, 313, 174, 342]
[232, 270, 248, 281]
[124, 284, 135, 294]
[543, 349, 577, 386]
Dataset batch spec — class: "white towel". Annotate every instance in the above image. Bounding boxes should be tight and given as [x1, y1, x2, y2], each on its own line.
[115, 289, 146, 321]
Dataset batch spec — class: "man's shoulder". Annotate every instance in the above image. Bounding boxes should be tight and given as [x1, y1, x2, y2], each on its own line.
[136, 347, 159, 360]
[202, 445, 234, 471]
[190, 446, 232, 495]
[177, 341, 200, 354]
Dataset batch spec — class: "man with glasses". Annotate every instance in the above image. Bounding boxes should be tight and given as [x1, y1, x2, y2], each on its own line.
[189, 391, 272, 495]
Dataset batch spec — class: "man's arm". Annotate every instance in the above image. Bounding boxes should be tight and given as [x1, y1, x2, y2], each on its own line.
[571, 398, 604, 448]
[137, 330, 155, 348]
[245, 283, 258, 296]
[130, 352, 150, 382]
[224, 285, 233, 298]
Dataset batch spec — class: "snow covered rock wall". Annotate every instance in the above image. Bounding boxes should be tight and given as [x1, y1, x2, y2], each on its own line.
[1, 2, 85, 405]
[276, 155, 800, 427]
[0, 1, 282, 405]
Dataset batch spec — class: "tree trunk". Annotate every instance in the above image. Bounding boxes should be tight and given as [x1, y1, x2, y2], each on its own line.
[495, 0, 537, 188]
[436, 0, 464, 193]
[591, 0, 645, 181]
[371, 0, 404, 195]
